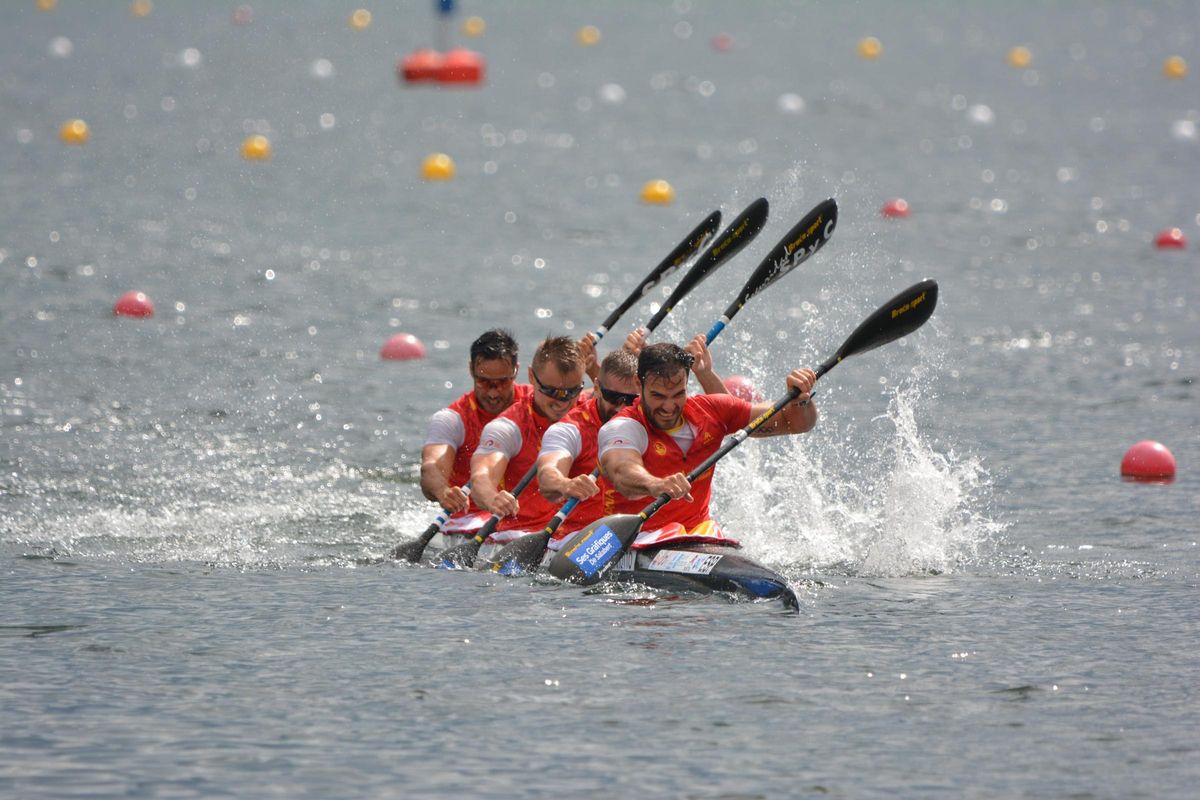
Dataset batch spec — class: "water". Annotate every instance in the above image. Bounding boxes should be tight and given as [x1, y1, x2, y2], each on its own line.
[3, 1, 1198, 797]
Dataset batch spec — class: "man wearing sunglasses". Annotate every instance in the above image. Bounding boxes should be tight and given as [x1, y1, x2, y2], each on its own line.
[420, 329, 531, 536]
[469, 336, 588, 542]
[596, 342, 817, 550]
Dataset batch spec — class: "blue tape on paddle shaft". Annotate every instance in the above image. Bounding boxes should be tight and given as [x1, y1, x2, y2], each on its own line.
[566, 524, 622, 578]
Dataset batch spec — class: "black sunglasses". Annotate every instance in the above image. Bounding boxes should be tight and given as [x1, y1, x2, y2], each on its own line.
[532, 370, 584, 402]
[599, 385, 638, 407]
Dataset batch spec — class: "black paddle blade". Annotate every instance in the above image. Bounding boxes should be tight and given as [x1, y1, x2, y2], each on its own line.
[436, 537, 485, 570]
[644, 198, 769, 332]
[389, 522, 440, 562]
[737, 198, 838, 309]
[545, 514, 646, 585]
[832, 279, 939, 365]
[482, 532, 552, 576]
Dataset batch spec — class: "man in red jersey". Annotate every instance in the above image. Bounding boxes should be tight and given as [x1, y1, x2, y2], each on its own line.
[469, 336, 587, 543]
[535, 335, 728, 548]
[597, 342, 817, 548]
[420, 329, 531, 535]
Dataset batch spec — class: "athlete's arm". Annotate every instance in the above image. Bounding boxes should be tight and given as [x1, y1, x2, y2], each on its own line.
[419, 443, 469, 511]
[600, 448, 692, 502]
[470, 451, 518, 518]
[750, 368, 818, 436]
[685, 334, 728, 395]
[536, 452, 599, 504]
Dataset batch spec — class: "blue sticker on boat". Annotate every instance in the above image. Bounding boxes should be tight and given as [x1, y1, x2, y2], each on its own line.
[497, 559, 525, 577]
[567, 525, 620, 578]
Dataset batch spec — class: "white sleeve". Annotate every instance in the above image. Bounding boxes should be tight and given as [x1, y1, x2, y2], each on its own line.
[475, 418, 523, 460]
[424, 408, 465, 449]
[598, 417, 648, 457]
[539, 422, 583, 459]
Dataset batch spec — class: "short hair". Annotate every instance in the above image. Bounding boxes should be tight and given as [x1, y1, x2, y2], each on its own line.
[532, 335, 582, 374]
[470, 329, 518, 368]
[638, 342, 694, 384]
[599, 348, 638, 382]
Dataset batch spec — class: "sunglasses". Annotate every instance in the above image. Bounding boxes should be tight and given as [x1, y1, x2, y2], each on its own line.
[599, 385, 638, 407]
[532, 370, 584, 402]
[471, 370, 517, 392]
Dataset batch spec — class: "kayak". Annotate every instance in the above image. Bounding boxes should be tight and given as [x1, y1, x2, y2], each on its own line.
[428, 533, 800, 611]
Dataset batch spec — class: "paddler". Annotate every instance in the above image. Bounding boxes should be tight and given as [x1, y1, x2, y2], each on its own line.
[534, 334, 729, 549]
[468, 336, 589, 543]
[419, 329, 531, 536]
[597, 342, 817, 548]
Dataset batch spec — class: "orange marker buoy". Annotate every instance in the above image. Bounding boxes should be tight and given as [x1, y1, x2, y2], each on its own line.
[438, 48, 485, 85]
[131, 0, 153, 17]
[241, 135, 271, 160]
[1121, 440, 1176, 481]
[399, 49, 444, 83]
[577, 25, 601, 46]
[113, 291, 154, 318]
[420, 153, 455, 180]
[640, 179, 675, 205]
[1163, 55, 1187, 80]
[1007, 46, 1032, 69]
[380, 333, 426, 361]
[349, 9, 372, 31]
[462, 15, 485, 37]
[882, 198, 910, 218]
[857, 36, 882, 60]
[1154, 228, 1187, 249]
[60, 119, 89, 144]
[723, 375, 763, 403]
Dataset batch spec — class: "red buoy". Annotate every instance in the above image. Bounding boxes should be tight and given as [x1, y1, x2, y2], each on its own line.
[437, 48, 485, 85]
[1154, 228, 1187, 249]
[881, 198, 910, 218]
[711, 33, 734, 52]
[723, 375, 763, 403]
[1120, 440, 1176, 482]
[399, 49, 444, 83]
[113, 290, 154, 318]
[380, 333, 426, 361]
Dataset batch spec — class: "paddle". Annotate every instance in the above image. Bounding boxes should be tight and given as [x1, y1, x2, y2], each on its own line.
[388, 212, 720, 564]
[546, 278, 940, 586]
[437, 463, 538, 569]
[485, 198, 839, 576]
[435, 200, 770, 569]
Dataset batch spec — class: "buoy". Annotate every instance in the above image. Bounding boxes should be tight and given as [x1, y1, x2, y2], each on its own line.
[1163, 55, 1188, 80]
[1154, 228, 1187, 249]
[380, 333, 426, 361]
[240, 134, 271, 160]
[232, 4, 254, 25]
[723, 375, 763, 403]
[711, 33, 733, 52]
[37, 0, 57, 10]
[881, 198, 910, 218]
[438, 48, 485, 85]
[131, 0, 152, 17]
[857, 36, 882, 60]
[463, 15, 485, 37]
[59, 119, 89, 145]
[349, 9, 372, 31]
[1007, 46, 1032, 69]
[113, 291, 154, 318]
[577, 25, 601, 46]
[399, 49, 444, 83]
[1121, 440, 1176, 481]
[421, 153, 456, 180]
[640, 179, 675, 205]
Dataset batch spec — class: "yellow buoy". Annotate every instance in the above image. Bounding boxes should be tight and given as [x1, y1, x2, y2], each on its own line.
[857, 36, 882, 60]
[463, 15, 485, 37]
[350, 9, 372, 31]
[1163, 55, 1188, 80]
[59, 119, 89, 144]
[241, 134, 272, 160]
[640, 179, 674, 205]
[131, 0, 152, 17]
[421, 153, 456, 181]
[1007, 46, 1032, 69]
[37, 0, 57, 10]
[577, 25, 601, 46]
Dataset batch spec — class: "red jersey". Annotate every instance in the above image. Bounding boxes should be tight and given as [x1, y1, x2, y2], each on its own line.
[614, 393, 751, 530]
[490, 395, 561, 532]
[549, 397, 643, 536]
[445, 383, 534, 512]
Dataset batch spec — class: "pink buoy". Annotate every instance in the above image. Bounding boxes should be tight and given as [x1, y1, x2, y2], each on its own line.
[1154, 228, 1186, 249]
[723, 375, 763, 403]
[113, 290, 154, 318]
[437, 48, 485, 85]
[399, 49, 444, 83]
[1120, 440, 1176, 482]
[711, 33, 733, 52]
[380, 332, 426, 361]
[881, 198, 910, 218]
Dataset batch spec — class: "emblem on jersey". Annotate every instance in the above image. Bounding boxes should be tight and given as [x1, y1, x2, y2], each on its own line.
[702, 431, 713, 444]
[654, 441, 668, 456]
